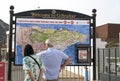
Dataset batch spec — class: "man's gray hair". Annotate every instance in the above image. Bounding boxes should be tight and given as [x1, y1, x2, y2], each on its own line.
[45, 39, 53, 47]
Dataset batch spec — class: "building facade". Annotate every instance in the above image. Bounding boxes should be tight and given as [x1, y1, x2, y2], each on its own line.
[96, 23, 120, 43]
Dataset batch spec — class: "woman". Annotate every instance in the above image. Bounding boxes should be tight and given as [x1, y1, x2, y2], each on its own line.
[23, 44, 44, 81]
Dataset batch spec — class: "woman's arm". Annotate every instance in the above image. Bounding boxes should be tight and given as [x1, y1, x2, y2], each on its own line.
[27, 70, 35, 81]
[38, 68, 44, 81]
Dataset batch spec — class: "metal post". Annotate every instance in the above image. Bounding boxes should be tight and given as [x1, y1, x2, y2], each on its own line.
[118, 32, 120, 75]
[92, 9, 97, 81]
[85, 66, 88, 81]
[103, 49, 105, 73]
[8, 5, 14, 81]
[115, 48, 117, 75]
[108, 48, 111, 81]
[98, 48, 100, 81]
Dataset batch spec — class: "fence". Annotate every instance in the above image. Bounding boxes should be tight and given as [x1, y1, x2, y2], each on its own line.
[98, 47, 120, 81]
[5, 62, 92, 81]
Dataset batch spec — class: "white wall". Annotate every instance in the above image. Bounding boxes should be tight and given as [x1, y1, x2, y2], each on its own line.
[91, 38, 107, 81]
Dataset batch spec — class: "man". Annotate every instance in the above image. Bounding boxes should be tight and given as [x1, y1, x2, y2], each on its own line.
[37, 39, 70, 81]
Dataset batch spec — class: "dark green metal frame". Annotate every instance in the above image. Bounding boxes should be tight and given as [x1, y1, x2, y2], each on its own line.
[8, 5, 97, 81]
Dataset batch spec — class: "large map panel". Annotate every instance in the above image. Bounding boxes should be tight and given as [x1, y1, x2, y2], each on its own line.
[15, 18, 90, 65]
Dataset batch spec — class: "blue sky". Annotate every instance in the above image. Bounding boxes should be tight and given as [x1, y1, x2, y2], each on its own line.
[0, 0, 120, 26]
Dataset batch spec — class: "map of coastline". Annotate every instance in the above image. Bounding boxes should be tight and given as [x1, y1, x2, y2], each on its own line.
[16, 26, 88, 52]
[15, 21, 90, 65]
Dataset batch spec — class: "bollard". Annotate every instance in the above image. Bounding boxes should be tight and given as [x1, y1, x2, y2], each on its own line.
[85, 66, 88, 81]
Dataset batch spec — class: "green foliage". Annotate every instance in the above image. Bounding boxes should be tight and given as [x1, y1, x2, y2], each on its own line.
[30, 32, 48, 42]
[105, 41, 117, 48]
[30, 28, 85, 44]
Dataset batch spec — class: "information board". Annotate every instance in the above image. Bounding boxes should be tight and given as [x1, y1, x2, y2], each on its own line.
[15, 18, 90, 65]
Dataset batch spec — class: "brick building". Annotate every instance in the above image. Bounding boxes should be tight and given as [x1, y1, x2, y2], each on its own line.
[94, 23, 120, 43]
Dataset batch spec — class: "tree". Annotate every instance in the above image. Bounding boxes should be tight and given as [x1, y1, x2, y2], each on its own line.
[105, 41, 117, 48]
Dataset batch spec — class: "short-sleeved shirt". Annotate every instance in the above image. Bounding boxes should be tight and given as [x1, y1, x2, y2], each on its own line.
[37, 47, 69, 80]
[23, 55, 43, 81]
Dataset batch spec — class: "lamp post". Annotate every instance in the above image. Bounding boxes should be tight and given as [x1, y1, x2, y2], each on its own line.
[8, 5, 14, 81]
[92, 9, 97, 81]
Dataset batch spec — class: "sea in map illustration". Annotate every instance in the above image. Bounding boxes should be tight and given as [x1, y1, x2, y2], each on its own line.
[15, 19, 90, 65]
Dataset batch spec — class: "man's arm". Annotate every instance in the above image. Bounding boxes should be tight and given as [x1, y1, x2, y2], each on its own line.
[61, 58, 70, 70]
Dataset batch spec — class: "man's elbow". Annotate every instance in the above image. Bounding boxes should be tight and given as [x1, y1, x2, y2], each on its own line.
[66, 58, 71, 65]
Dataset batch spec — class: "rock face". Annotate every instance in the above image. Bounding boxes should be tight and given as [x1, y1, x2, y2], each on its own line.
[0, 19, 9, 44]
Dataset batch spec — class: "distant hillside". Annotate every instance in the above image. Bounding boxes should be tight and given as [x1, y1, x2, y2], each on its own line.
[0, 19, 9, 44]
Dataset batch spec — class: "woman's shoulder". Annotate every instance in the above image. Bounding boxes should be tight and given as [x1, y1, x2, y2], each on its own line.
[31, 54, 37, 57]
[23, 56, 31, 63]
[23, 55, 39, 62]
[31, 55, 41, 60]
[23, 56, 29, 59]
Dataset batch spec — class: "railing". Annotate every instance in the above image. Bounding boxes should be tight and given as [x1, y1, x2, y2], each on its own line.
[5, 62, 86, 81]
[98, 47, 120, 81]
